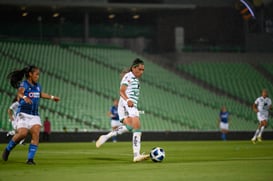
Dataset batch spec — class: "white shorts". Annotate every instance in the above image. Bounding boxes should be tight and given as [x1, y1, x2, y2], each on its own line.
[111, 120, 123, 128]
[257, 112, 269, 122]
[118, 99, 139, 120]
[16, 112, 42, 130]
[220, 122, 229, 130]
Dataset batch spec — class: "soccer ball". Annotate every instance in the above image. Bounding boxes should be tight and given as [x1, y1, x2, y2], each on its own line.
[150, 147, 165, 162]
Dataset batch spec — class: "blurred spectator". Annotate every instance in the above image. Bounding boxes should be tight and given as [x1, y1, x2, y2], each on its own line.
[43, 117, 51, 142]
[63, 126, 67, 133]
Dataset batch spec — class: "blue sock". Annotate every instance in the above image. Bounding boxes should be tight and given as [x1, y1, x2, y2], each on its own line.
[6, 140, 17, 151]
[221, 133, 226, 140]
[112, 136, 117, 142]
[28, 144, 38, 160]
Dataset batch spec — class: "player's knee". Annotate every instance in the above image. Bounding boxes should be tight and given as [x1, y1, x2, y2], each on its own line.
[132, 121, 141, 130]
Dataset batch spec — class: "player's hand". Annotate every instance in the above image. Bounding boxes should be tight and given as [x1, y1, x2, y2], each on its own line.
[23, 97, 32, 104]
[127, 100, 134, 107]
[52, 96, 60, 102]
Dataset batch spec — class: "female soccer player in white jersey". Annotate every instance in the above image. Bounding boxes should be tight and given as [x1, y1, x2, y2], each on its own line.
[96, 58, 149, 162]
[7, 96, 20, 137]
[251, 89, 272, 144]
[2, 65, 60, 164]
[7, 96, 25, 145]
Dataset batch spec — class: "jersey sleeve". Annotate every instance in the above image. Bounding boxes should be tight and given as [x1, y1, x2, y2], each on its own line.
[254, 98, 259, 105]
[121, 75, 130, 86]
[19, 81, 28, 89]
[9, 102, 17, 110]
[110, 107, 114, 114]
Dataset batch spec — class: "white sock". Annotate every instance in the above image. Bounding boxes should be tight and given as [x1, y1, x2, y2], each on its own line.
[258, 126, 264, 137]
[253, 128, 260, 139]
[105, 125, 129, 139]
[133, 132, 141, 158]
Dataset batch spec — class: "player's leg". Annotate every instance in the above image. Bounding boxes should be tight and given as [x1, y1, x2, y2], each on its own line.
[251, 124, 261, 144]
[2, 127, 28, 161]
[96, 119, 132, 148]
[96, 102, 132, 148]
[26, 115, 42, 164]
[252, 114, 263, 143]
[111, 121, 123, 142]
[220, 123, 227, 141]
[223, 123, 229, 141]
[132, 117, 141, 158]
[27, 124, 41, 164]
[221, 130, 227, 141]
[131, 117, 149, 162]
[257, 120, 267, 142]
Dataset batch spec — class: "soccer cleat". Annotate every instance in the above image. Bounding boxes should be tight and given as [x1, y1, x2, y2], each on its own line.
[2, 148, 10, 161]
[26, 159, 36, 165]
[251, 138, 257, 144]
[257, 136, 262, 142]
[133, 154, 150, 162]
[96, 135, 108, 148]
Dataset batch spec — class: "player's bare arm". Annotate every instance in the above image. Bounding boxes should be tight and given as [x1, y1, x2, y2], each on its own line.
[120, 84, 133, 107]
[18, 87, 32, 104]
[41, 92, 60, 102]
[253, 103, 258, 113]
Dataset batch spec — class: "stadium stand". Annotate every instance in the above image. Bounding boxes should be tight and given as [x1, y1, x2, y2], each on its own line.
[178, 62, 273, 102]
[0, 39, 265, 132]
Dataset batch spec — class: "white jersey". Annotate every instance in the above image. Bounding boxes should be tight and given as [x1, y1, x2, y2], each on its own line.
[9, 101, 19, 119]
[255, 96, 272, 114]
[120, 71, 140, 107]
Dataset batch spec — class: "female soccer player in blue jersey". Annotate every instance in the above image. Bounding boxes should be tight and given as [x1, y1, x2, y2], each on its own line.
[96, 58, 149, 162]
[218, 106, 230, 141]
[2, 65, 60, 164]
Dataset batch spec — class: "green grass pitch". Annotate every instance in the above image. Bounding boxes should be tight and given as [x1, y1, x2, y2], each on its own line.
[0, 141, 273, 181]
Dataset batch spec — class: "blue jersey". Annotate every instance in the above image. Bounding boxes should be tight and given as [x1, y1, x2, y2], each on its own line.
[110, 106, 119, 121]
[219, 111, 229, 123]
[17, 80, 42, 116]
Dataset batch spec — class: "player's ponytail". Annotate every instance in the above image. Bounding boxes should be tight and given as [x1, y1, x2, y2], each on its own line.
[12, 96, 18, 103]
[120, 67, 130, 79]
[7, 65, 38, 88]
